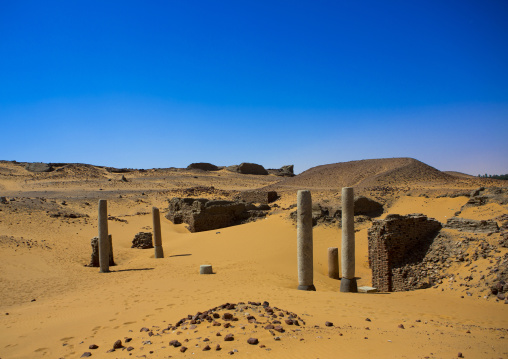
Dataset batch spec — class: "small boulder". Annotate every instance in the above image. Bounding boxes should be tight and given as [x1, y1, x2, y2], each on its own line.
[247, 338, 259, 345]
[131, 232, 153, 249]
[25, 162, 53, 172]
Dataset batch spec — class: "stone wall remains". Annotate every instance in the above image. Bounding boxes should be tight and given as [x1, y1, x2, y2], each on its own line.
[368, 214, 442, 292]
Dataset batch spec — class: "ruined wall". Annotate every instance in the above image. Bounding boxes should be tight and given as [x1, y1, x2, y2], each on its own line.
[368, 214, 442, 292]
[237, 191, 278, 204]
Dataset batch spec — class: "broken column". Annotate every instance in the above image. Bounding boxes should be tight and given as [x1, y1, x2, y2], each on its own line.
[98, 199, 110, 273]
[340, 187, 357, 292]
[297, 190, 316, 291]
[153, 206, 164, 258]
[328, 247, 339, 279]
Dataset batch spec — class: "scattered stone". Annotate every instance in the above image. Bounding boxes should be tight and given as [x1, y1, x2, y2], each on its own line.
[169, 340, 182, 347]
[126, 346, 134, 351]
[325, 321, 334, 327]
[365, 318, 371, 322]
[203, 345, 211, 351]
[180, 346, 187, 353]
[216, 344, 221, 351]
[224, 334, 234, 341]
[458, 352, 464, 358]
[88, 344, 98, 349]
[80, 352, 92, 358]
[25, 162, 53, 172]
[398, 324, 405, 329]
[247, 338, 259, 345]
[113, 340, 123, 349]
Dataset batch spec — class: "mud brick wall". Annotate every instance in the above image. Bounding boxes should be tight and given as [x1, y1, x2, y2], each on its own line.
[368, 214, 442, 292]
[237, 191, 278, 204]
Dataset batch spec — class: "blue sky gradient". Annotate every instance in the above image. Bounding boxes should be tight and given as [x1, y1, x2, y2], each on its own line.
[1, 1, 507, 174]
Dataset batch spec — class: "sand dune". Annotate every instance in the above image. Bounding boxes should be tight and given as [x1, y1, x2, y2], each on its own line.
[0, 158, 507, 358]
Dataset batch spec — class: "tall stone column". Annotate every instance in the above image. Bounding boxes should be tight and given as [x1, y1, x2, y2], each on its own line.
[328, 247, 339, 279]
[153, 206, 164, 258]
[98, 199, 110, 273]
[340, 187, 357, 292]
[297, 190, 316, 291]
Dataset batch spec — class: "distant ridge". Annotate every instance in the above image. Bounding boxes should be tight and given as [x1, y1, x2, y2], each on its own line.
[265, 158, 457, 191]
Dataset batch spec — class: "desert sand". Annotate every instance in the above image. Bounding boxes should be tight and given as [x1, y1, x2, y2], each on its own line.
[0, 158, 507, 359]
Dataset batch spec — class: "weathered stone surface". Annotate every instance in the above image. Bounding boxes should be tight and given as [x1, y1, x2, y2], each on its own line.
[131, 232, 153, 249]
[267, 165, 295, 177]
[444, 217, 499, 233]
[87, 235, 115, 267]
[368, 214, 442, 292]
[237, 191, 278, 204]
[227, 162, 268, 175]
[0, 196, 8, 204]
[166, 197, 269, 232]
[200, 265, 213, 274]
[187, 163, 219, 171]
[297, 190, 315, 291]
[25, 162, 53, 172]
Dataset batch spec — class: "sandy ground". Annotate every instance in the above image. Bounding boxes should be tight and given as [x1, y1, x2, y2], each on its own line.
[0, 161, 507, 358]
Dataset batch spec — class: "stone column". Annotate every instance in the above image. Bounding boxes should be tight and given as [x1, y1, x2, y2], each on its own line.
[297, 190, 316, 291]
[328, 247, 339, 279]
[340, 187, 357, 292]
[152, 206, 164, 258]
[98, 199, 110, 273]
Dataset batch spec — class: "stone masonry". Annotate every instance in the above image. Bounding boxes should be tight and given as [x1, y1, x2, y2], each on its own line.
[368, 214, 442, 292]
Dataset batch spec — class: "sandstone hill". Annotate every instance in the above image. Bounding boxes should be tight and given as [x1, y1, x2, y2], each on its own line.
[266, 158, 503, 192]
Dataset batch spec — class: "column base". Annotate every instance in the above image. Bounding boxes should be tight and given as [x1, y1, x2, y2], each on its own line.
[154, 246, 164, 258]
[340, 278, 358, 292]
[297, 284, 316, 291]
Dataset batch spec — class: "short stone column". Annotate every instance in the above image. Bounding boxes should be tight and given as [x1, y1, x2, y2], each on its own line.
[200, 265, 213, 274]
[297, 190, 316, 291]
[328, 247, 339, 279]
[152, 207, 164, 258]
[340, 187, 357, 292]
[98, 199, 110, 273]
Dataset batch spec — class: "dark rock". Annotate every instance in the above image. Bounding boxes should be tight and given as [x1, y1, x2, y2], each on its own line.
[113, 340, 123, 349]
[25, 162, 53, 172]
[0, 196, 7, 204]
[131, 232, 153, 249]
[203, 345, 211, 351]
[247, 338, 259, 345]
[273, 325, 285, 333]
[264, 324, 274, 330]
[180, 346, 188, 353]
[187, 163, 219, 171]
[223, 313, 234, 320]
[224, 334, 234, 341]
[125, 338, 132, 342]
[169, 340, 182, 347]
[497, 293, 505, 300]
[325, 321, 333, 327]
[398, 324, 405, 329]
[458, 352, 464, 358]
[126, 346, 134, 351]
[216, 344, 222, 351]
[120, 175, 128, 182]
[88, 344, 98, 349]
[80, 352, 92, 358]
[140, 327, 150, 332]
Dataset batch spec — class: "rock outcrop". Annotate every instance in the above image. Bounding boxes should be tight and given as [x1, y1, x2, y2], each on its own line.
[166, 197, 269, 232]
[268, 165, 295, 177]
[227, 163, 268, 175]
[187, 163, 220, 171]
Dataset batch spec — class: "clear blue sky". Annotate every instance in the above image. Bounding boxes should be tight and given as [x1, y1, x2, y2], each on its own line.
[1, 1, 507, 175]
